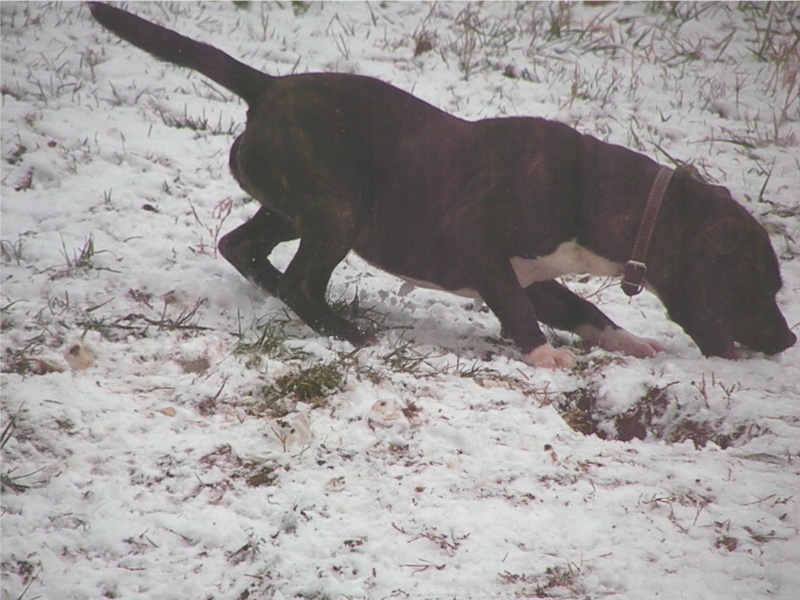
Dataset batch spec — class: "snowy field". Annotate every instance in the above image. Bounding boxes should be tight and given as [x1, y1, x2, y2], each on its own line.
[2, 2, 799, 598]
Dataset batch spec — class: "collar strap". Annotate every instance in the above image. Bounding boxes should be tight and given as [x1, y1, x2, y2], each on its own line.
[621, 166, 675, 297]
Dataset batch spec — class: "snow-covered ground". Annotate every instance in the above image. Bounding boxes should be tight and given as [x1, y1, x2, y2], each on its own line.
[2, 2, 799, 598]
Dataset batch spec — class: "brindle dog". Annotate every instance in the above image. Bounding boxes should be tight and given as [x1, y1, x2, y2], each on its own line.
[89, 3, 795, 368]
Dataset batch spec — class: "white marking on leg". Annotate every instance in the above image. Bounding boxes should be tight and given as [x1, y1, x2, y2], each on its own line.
[576, 325, 665, 358]
[522, 344, 577, 370]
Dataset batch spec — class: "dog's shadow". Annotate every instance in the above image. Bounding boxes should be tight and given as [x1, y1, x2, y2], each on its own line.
[328, 253, 522, 364]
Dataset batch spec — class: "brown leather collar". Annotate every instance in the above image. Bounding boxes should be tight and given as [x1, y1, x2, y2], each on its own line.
[621, 166, 675, 297]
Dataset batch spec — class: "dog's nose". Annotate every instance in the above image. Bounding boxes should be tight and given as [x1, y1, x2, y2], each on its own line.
[767, 329, 797, 355]
[786, 330, 798, 350]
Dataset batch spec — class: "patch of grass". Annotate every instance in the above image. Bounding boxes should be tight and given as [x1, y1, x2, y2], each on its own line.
[380, 339, 436, 374]
[545, 3, 572, 40]
[245, 464, 281, 488]
[0, 82, 25, 102]
[689, 372, 742, 408]
[61, 235, 96, 270]
[1, 410, 43, 494]
[187, 196, 233, 258]
[5, 139, 27, 166]
[199, 443, 287, 488]
[500, 560, 584, 598]
[448, 4, 516, 79]
[78, 296, 210, 340]
[291, 1, 310, 17]
[3, 556, 41, 600]
[47, 235, 119, 281]
[640, 491, 713, 534]
[418, 527, 471, 557]
[453, 356, 490, 379]
[233, 312, 308, 365]
[413, 30, 435, 57]
[227, 534, 263, 566]
[0, 236, 25, 265]
[153, 104, 240, 136]
[13, 169, 34, 192]
[262, 362, 344, 414]
[2, 346, 60, 377]
[1, 330, 61, 376]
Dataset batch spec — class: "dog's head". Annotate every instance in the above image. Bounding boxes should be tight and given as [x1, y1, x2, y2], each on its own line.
[667, 189, 796, 358]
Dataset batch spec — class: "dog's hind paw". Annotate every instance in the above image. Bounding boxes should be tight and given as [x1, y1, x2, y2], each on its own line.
[345, 328, 379, 347]
[522, 344, 577, 370]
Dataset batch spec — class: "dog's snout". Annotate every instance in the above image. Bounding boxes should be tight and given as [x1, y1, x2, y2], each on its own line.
[783, 329, 797, 352]
[760, 328, 797, 356]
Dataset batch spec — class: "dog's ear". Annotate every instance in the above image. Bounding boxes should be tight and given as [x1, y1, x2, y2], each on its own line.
[694, 215, 748, 257]
[675, 163, 706, 183]
[688, 216, 750, 346]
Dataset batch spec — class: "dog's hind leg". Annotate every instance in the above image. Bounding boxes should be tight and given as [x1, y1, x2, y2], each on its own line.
[275, 207, 376, 347]
[523, 280, 665, 358]
[218, 206, 296, 296]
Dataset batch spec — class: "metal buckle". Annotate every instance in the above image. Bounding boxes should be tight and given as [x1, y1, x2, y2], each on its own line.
[622, 260, 647, 297]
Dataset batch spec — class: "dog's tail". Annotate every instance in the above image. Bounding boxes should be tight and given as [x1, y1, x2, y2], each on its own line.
[89, 2, 271, 105]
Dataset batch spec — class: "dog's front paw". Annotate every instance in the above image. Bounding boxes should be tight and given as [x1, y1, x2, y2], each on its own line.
[522, 344, 577, 370]
[598, 329, 665, 358]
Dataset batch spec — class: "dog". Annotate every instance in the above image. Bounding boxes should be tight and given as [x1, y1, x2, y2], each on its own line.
[89, 3, 796, 368]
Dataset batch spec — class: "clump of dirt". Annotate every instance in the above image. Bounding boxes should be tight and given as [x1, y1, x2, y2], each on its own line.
[555, 383, 664, 442]
[555, 381, 755, 449]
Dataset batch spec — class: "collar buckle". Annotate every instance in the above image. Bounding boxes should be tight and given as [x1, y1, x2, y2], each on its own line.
[622, 260, 647, 297]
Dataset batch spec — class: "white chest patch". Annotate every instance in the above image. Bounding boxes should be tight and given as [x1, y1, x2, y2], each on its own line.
[509, 240, 622, 288]
[399, 240, 622, 298]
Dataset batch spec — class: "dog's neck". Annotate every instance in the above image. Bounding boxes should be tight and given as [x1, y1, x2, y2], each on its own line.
[621, 166, 676, 296]
[638, 169, 730, 306]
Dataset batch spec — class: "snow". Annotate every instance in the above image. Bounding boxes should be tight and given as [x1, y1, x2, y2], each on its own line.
[1, 2, 799, 599]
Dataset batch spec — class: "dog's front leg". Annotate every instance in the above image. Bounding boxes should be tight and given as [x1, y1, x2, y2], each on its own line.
[218, 206, 296, 296]
[447, 228, 575, 369]
[523, 280, 665, 358]
[480, 263, 576, 369]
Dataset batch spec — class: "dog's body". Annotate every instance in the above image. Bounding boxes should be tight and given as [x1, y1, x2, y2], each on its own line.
[89, 3, 796, 367]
